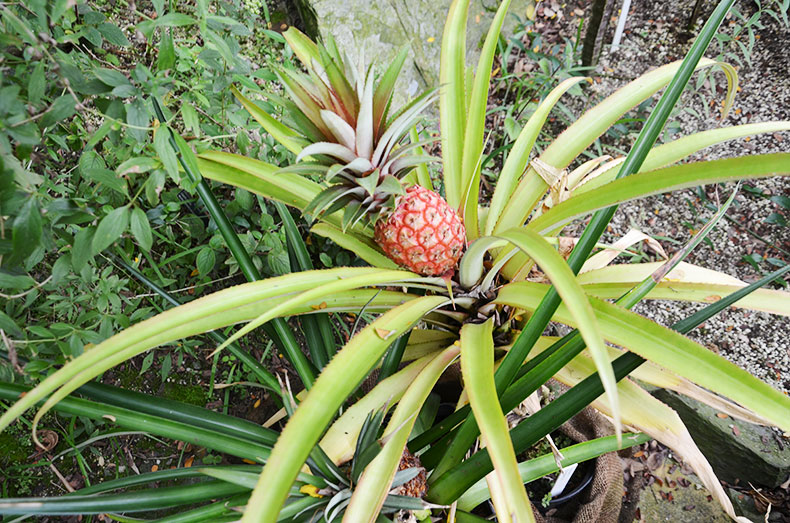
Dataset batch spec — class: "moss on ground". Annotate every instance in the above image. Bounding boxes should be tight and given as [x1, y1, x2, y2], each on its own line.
[162, 382, 207, 407]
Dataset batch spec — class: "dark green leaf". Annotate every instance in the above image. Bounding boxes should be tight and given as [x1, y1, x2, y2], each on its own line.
[92, 206, 130, 253]
[202, 28, 235, 66]
[765, 212, 788, 226]
[51, 254, 72, 286]
[770, 195, 790, 209]
[125, 98, 149, 143]
[84, 168, 128, 196]
[117, 157, 159, 176]
[82, 9, 107, 24]
[94, 68, 130, 87]
[41, 95, 76, 128]
[182, 104, 200, 137]
[84, 120, 113, 150]
[160, 353, 172, 382]
[0, 311, 23, 337]
[0, 272, 35, 290]
[111, 84, 137, 98]
[79, 150, 106, 178]
[151, 13, 197, 27]
[158, 29, 176, 70]
[97, 22, 131, 47]
[153, 125, 180, 183]
[71, 227, 95, 271]
[138, 13, 197, 38]
[28, 61, 45, 106]
[139, 351, 155, 375]
[130, 208, 153, 251]
[172, 132, 200, 189]
[196, 247, 216, 275]
[10, 197, 43, 265]
[83, 27, 103, 47]
[50, 0, 73, 25]
[235, 189, 253, 212]
[267, 250, 289, 275]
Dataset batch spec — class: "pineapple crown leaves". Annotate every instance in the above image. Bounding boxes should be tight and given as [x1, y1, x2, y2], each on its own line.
[279, 27, 411, 149]
[275, 27, 441, 228]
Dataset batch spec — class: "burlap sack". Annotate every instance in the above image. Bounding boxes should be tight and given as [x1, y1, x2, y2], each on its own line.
[532, 406, 626, 523]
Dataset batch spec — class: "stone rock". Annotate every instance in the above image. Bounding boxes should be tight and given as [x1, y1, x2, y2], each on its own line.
[652, 388, 790, 488]
[310, 0, 533, 104]
[728, 488, 765, 523]
[637, 459, 731, 522]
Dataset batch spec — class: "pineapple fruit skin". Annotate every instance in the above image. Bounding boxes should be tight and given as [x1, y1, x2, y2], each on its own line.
[374, 185, 465, 276]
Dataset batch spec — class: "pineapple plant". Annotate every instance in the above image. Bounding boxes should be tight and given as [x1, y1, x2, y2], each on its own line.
[238, 27, 465, 276]
[3, 0, 790, 521]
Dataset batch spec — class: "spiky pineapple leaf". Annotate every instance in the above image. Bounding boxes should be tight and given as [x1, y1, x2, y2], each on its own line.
[356, 169, 381, 196]
[277, 162, 332, 176]
[388, 155, 435, 175]
[304, 185, 357, 220]
[230, 86, 306, 155]
[356, 71, 376, 160]
[377, 175, 406, 197]
[297, 142, 358, 164]
[320, 109, 357, 150]
[351, 407, 388, 482]
[373, 45, 409, 138]
[283, 27, 321, 71]
[342, 201, 365, 231]
[373, 89, 438, 167]
[319, 45, 358, 121]
[278, 69, 332, 138]
[281, 98, 326, 144]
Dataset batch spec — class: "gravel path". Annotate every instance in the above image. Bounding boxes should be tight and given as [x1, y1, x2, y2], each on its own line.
[584, 0, 790, 392]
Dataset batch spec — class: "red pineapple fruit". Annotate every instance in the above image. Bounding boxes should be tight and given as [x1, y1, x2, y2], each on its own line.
[375, 185, 465, 276]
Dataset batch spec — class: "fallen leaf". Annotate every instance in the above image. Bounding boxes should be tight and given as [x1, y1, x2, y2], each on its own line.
[184, 455, 195, 468]
[375, 328, 395, 340]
